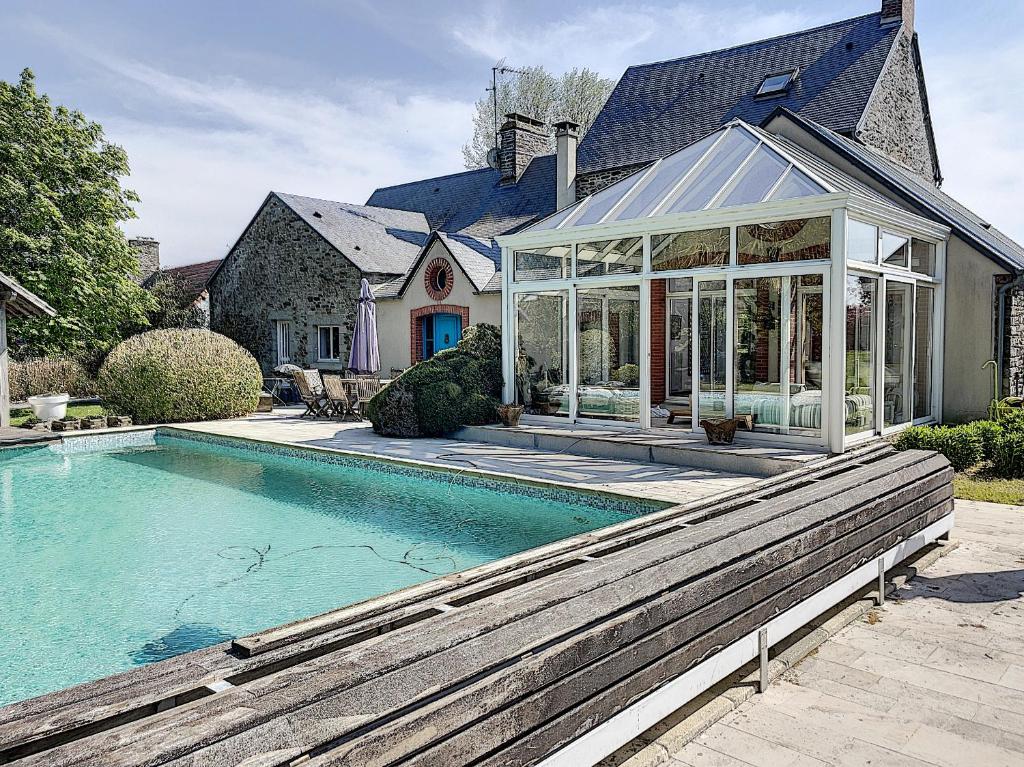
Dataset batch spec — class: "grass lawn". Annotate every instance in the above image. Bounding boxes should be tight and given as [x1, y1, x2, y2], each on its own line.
[10, 404, 105, 427]
[954, 471, 1024, 506]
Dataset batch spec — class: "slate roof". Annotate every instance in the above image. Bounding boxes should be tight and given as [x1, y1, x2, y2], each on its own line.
[159, 259, 223, 297]
[366, 154, 557, 239]
[275, 193, 430, 275]
[578, 12, 900, 176]
[772, 109, 1024, 272]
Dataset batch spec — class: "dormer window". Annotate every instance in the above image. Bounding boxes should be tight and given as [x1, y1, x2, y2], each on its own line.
[756, 69, 798, 97]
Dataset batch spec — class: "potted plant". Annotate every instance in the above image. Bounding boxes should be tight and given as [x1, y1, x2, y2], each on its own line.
[26, 392, 70, 421]
[497, 402, 524, 428]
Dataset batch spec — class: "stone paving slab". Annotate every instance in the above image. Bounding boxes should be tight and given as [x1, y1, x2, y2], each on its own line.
[606, 500, 1024, 767]
[171, 410, 759, 505]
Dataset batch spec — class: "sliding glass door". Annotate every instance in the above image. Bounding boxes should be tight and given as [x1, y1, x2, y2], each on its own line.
[577, 285, 642, 422]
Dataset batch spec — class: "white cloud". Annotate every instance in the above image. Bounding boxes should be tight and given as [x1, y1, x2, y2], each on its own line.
[25, 21, 474, 266]
[451, 1, 817, 77]
[927, 42, 1024, 242]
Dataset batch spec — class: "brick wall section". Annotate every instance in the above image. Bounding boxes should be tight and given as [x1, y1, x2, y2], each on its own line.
[410, 304, 469, 363]
[650, 280, 666, 405]
[575, 162, 651, 199]
[858, 30, 938, 184]
[208, 195, 393, 372]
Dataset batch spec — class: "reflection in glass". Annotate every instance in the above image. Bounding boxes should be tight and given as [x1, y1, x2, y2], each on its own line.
[577, 286, 641, 422]
[911, 240, 936, 276]
[513, 246, 570, 281]
[848, 219, 878, 263]
[738, 217, 831, 264]
[884, 281, 914, 427]
[734, 277, 783, 431]
[881, 232, 909, 267]
[668, 297, 693, 400]
[698, 280, 728, 421]
[576, 238, 643, 277]
[914, 285, 934, 419]
[845, 275, 877, 436]
[515, 292, 569, 417]
[651, 228, 729, 272]
[790, 275, 824, 434]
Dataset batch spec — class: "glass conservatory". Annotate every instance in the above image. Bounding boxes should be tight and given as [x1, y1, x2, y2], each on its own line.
[498, 120, 950, 453]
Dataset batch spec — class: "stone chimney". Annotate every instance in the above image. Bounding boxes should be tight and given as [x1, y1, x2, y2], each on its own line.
[129, 237, 161, 284]
[881, 0, 914, 31]
[499, 113, 548, 185]
[554, 120, 579, 210]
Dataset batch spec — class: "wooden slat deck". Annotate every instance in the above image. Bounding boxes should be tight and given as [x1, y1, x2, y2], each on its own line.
[0, 442, 953, 767]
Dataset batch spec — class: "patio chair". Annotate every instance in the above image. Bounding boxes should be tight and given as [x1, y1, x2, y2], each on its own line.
[323, 375, 359, 421]
[292, 371, 331, 418]
[353, 377, 385, 418]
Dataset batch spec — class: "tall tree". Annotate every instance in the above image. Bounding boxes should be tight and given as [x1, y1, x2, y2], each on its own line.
[462, 63, 614, 169]
[0, 68, 153, 358]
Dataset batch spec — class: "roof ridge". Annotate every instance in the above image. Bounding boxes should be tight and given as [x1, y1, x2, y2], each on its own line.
[625, 11, 880, 71]
[372, 153, 558, 195]
[274, 192, 423, 218]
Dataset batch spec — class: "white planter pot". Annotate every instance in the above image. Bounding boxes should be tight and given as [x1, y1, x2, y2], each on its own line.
[27, 393, 70, 421]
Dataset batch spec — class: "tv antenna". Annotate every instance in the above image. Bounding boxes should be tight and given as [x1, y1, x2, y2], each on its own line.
[487, 64, 526, 166]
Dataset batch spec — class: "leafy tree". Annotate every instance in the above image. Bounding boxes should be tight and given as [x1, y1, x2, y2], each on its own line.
[142, 272, 208, 331]
[462, 62, 614, 168]
[0, 68, 154, 358]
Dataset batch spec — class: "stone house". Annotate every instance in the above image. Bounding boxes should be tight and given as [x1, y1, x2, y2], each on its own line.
[209, 0, 1021, 422]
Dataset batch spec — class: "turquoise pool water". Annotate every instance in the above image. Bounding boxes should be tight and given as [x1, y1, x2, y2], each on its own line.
[0, 431, 651, 706]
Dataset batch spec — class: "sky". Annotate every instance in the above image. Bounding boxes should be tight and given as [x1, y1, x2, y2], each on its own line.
[2, 0, 1022, 267]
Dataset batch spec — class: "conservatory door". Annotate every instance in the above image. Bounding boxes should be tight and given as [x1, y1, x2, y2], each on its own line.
[695, 279, 728, 424]
[576, 284, 642, 423]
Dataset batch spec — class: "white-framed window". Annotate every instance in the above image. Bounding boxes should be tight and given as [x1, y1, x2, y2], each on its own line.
[276, 320, 291, 364]
[317, 325, 342, 361]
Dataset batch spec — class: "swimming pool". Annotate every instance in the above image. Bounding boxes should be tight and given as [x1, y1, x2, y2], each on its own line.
[0, 430, 658, 706]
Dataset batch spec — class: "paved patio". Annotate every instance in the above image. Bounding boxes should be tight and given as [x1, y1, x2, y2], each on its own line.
[172, 408, 758, 505]
[610, 499, 1024, 767]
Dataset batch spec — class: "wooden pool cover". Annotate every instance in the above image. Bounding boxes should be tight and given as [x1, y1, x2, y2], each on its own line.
[0, 442, 953, 766]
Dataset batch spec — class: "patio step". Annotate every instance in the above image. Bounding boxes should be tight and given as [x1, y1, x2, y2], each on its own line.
[455, 424, 830, 477]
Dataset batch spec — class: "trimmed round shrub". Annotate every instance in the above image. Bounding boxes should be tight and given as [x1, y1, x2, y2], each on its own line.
[367, 323, 502, 437]
[613, 364, 640, 387]
[991, 431, 1024, 479]
[98, 329, 261, 423]
[893, 424, 983, 472]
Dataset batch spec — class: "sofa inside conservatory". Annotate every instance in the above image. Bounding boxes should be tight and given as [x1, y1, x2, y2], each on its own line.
[498, 120, 948, 454]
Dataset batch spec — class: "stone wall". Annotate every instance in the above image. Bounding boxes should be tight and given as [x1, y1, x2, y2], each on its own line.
[858, 30, 939, 184]
[575, 162, 651, 199]
[130, 237, 161, 285]
[999, 277, 1024, 398]
[208, 195, 391, 373]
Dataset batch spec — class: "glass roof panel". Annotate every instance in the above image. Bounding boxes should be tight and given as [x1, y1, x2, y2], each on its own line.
[767, 167, 826, 201]
[530, 201, 578, 231]
[571, 172, 642, 226]
[612, 129, 723, 221]
[715, 144, 790, 208]
[664, 127, 759, 214]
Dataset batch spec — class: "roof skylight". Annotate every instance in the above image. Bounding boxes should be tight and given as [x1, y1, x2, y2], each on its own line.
[756, 69, 798, 97]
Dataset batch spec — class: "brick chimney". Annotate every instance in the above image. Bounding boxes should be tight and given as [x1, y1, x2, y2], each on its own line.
[554, 120, 579, 210]
[881, 0, 914, 31]
[129, 237, 161, 284]
[499, 113, 548, 185]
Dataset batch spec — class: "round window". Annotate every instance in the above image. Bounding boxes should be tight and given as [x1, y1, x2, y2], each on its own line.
[424, 258, 454, 301]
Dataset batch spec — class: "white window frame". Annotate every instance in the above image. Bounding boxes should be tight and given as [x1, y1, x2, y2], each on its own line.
[275, 320, 291, 364]
[317, 325, 343, 362]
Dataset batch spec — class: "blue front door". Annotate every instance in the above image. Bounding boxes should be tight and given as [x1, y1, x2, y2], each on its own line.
[432, 313, 461, 354]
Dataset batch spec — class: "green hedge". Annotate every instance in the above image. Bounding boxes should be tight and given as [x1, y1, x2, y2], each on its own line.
[98, 329, 262, 423]
[893, 410, 1024, 477]
[892, 425, 983, 472]
[366, 324, 502, 437]
[9, 357, 96, 401]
